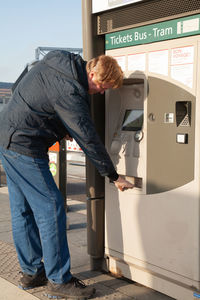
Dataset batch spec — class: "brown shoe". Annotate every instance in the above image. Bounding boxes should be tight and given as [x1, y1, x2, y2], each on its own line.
[18, 269, 47, 290]
[44, 276, 95, 299]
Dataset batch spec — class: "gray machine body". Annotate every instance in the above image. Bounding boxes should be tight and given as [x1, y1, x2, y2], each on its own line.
[105, 34, 200, 300]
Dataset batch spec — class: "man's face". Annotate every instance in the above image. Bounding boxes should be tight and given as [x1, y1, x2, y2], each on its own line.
[88, 71, 113, 95]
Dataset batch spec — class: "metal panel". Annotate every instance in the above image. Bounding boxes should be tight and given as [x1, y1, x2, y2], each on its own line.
[97, 0, 200, 34]
[146, 77, 195, 194]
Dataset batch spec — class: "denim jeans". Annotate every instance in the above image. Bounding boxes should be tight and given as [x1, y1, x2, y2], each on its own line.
[0, 146, 72, 284]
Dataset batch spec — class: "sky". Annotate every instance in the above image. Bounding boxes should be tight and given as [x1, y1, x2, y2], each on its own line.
[0, 0, 82, 83]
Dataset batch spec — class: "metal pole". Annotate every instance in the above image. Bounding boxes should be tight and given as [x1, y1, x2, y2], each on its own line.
[82, 0, 106, 270]
[35, 47, 40, 61]
[59, 139, 67, 210]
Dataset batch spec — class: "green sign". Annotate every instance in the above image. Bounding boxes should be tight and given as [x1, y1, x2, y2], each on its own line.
[106, 14, 200, 49]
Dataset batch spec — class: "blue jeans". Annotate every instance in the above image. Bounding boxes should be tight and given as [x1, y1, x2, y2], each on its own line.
[0, 146, 72, 284]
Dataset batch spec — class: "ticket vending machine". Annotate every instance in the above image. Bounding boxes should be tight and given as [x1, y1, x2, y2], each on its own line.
[104, 16, 200, 300]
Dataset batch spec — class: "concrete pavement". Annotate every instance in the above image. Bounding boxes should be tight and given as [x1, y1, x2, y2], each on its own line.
[0, 186, 174, 300]
[0, 277, 39, 300]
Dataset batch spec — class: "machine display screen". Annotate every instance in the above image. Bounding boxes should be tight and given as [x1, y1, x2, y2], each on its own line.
[122, 109, 143, 131]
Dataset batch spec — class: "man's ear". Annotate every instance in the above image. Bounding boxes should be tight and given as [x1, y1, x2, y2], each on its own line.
[88, 70, 95, 80]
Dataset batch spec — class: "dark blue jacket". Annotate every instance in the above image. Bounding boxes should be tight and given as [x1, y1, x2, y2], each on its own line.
[0, 50, 118, 180]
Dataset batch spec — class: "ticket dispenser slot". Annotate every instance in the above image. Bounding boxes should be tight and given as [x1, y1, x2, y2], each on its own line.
[108, 75, 147, 190]
[176, 101, 191, 127]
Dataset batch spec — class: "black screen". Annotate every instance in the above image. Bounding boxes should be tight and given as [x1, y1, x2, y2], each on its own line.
[122, 109, 143, 131]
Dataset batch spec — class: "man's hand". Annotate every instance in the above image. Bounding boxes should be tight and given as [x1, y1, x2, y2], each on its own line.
[114, 175, 134, 191]
[65, 134, 73, 142]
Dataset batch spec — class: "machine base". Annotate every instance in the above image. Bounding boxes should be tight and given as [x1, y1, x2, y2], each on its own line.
[106, 255, 200, 300]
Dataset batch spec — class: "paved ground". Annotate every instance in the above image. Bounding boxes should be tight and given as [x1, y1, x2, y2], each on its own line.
[0, 185, 175, 300]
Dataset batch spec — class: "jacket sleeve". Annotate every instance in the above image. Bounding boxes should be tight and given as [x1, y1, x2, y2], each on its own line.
[54, 81, 118, 180]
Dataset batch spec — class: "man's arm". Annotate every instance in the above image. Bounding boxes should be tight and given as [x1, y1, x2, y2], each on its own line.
[54, 82, 133, 191]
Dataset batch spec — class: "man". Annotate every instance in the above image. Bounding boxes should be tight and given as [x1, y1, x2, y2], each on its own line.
[0, 50, 133, 299]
